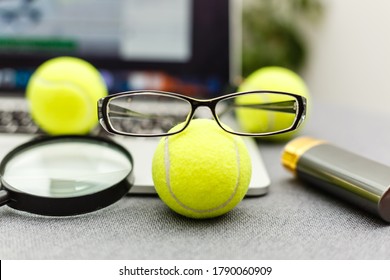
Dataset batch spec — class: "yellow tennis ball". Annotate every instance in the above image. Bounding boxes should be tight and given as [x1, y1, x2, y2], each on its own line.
[237, 66, 310, 141]
[152, 119, 252, 219]
[26, 56, 108, 135]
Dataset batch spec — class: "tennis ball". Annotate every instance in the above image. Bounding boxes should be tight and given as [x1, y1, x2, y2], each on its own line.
[152, 119, 252, 219]
[26, 56, 107, 135]
[237, 66, 310, 141]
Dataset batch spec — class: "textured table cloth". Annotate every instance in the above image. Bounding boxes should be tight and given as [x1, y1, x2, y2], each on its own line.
[1, 98, 390, 260]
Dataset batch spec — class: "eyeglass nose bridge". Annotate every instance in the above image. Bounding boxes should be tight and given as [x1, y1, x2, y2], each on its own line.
[190, 99, 219, 120]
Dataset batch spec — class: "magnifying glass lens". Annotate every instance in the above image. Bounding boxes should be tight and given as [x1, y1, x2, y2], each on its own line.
[3, 141, 131, 198]
[0, 136, 133, 216]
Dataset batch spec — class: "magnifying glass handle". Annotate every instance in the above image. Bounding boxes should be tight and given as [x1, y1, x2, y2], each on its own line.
[0, 190, 10, 207]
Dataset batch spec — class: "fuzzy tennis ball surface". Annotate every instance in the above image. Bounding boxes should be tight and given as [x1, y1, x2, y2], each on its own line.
[152, 119, 252, 219]
[237, 66, 310, 141]
[26, 56, 108, 135]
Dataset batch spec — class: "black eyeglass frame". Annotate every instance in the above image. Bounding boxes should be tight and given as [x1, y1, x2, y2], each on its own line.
[98, 90, 307, 137]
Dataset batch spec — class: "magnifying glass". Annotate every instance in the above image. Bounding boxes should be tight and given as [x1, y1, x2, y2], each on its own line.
[0, 135, 134, 216]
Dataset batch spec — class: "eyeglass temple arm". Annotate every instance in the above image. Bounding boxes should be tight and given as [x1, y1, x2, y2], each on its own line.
[105, 103, 157, 119]
[104, 100, 297, 120]
[220, 100, 297, 116]
[237, 100, 297, 113]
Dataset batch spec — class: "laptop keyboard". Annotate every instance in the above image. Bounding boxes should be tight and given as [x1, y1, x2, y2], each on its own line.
[0, 98, 40, 134]
[0, 97, 188, 136]
[110, 114, 188, 136]
[0, 109, 39, 134]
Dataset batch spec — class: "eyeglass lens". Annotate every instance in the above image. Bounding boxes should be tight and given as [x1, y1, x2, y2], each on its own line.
[216, 92, 298, 135]
[107, 93, 191, 136]
[105, 92, 299, 136]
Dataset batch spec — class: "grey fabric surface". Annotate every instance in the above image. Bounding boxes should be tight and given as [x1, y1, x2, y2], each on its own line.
[1, 98, 390, 260]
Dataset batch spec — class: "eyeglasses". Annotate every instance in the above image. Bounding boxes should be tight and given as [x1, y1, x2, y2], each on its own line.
[97, 90, 306, 137]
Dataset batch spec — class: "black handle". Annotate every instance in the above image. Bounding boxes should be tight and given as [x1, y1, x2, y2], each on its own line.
[0, 189, 10, 207]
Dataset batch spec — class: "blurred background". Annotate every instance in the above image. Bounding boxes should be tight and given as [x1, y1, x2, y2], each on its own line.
[243, 0, 390, 116]
[303, 0, 390, 116]
[2, 0, 390, 116]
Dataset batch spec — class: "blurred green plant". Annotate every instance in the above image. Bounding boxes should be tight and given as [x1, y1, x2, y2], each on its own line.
[242, 0, 324, 78]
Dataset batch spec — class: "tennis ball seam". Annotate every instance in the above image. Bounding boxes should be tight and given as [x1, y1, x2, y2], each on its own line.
[27, 77, 94, 131]
[164, 135, 242, 213]
[28, 76, 93, 107]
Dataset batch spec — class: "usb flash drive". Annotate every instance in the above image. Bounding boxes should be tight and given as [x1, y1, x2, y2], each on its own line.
[282, 137, 390, 222]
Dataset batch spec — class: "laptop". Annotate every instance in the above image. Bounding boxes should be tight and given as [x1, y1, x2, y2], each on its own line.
[0, 0, 270, 196]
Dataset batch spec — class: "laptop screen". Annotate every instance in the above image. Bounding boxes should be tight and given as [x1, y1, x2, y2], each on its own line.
[0, 0, 240, 98]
